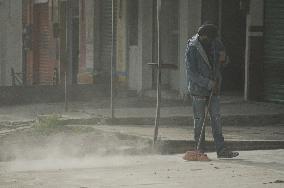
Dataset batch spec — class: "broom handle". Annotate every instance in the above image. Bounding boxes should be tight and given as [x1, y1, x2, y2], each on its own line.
[197, 41, 218, 150]
[197, 91, 213, 151]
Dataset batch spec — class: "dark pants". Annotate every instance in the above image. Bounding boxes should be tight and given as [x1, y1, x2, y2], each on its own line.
[192, 95, 224, 153]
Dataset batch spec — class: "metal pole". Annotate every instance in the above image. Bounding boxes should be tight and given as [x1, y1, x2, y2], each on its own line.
[22, 47, 27, 86]
[110, 0, 115, 119]
[244, 14, 251, 101]
[64, 72, 68, 112]
[153, 0, 161, 145]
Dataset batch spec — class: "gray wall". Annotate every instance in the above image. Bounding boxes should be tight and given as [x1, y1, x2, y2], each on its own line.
[0, 0, 22, 86]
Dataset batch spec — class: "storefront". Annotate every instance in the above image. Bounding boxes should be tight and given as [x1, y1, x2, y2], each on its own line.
[263, 0, 284, 102]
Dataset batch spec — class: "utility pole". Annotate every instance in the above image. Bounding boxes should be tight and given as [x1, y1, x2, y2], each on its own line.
[110, 0, 115, 119]
[153, 0, 162, 145]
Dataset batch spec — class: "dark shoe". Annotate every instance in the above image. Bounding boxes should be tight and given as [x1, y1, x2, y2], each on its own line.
[217, 148, 239, 158]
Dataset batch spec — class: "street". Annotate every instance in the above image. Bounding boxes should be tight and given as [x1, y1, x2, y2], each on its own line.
[0, 150, 283, 188]
[0, 0, 284, 187]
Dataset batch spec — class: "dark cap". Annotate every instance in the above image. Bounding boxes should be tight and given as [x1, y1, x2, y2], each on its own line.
[197, 24, 218, 39]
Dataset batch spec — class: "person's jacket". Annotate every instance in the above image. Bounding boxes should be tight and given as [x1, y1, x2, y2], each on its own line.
[185, 34, 225, 96]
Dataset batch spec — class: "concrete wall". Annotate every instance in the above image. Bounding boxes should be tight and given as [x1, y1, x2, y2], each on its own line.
[0, 0, 22, 86]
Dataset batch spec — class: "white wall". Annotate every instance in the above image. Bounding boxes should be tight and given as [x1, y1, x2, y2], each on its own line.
[0, 0, 22, 86]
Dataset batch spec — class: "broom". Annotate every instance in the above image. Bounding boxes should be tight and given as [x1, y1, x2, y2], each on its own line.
[183, 91, 213, 161]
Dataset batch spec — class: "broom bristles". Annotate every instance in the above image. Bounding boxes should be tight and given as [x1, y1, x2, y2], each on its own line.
[183, 150, 211, 161]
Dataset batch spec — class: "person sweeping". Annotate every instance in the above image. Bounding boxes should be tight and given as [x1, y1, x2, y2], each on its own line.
[184, 23, 239, 160]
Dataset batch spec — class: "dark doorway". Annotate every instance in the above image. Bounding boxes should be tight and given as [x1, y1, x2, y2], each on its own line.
[202, 0, 219, 25]
[66, 0, 79, 84]
[59, 1, 67, 84]
[71, 16, 79, 84]
[59, 0, 79, 85]
[221, 0, 246, 92]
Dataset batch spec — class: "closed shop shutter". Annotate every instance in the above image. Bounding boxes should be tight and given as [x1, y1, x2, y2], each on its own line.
[100, 0, 117, 78]
[263, 0, 284, 102]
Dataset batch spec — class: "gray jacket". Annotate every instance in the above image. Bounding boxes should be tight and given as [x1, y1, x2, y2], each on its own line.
[185, 34, 225, 96]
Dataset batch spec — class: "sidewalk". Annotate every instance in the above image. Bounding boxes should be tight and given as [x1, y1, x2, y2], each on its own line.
[88, 124, 284, 153]
[0, 95, 284, 152]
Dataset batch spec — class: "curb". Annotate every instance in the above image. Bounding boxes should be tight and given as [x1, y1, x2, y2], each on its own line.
[155, 140, 284, 154]
[58, 113, 284, 126]
[94, 127, 284, 154]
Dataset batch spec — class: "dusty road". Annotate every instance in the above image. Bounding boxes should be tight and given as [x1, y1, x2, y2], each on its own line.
[0, 150, 283, 188]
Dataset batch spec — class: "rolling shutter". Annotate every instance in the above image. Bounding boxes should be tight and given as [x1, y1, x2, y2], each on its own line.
[263, 0, 284, 102]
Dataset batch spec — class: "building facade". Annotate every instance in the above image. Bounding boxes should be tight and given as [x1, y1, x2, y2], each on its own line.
[0, 0, 22, 86]
[0, 0, 283, 103]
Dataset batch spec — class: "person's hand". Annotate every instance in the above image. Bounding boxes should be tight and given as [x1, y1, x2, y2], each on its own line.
[208, 80, 219, 95]
[219, 51, 226, 64]
[212, 80, 219, 95]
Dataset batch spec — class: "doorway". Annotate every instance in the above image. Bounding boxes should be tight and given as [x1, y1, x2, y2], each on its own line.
[202, 0, 246, 93]
[220, 0, 246, 93]
[59, 0, 79, 84]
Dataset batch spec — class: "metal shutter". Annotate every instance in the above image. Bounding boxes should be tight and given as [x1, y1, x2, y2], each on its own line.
[263, 0, 284, 102]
